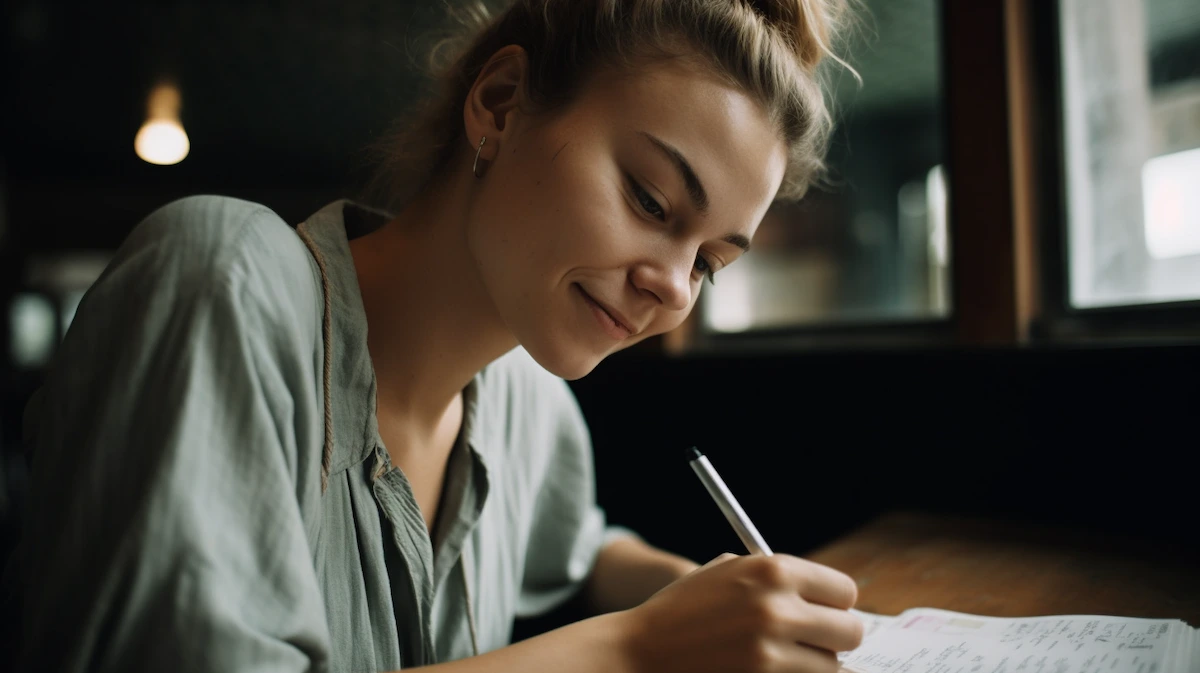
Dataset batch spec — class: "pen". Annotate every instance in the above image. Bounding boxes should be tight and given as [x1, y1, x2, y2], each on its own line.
[687, 446, 773, 556]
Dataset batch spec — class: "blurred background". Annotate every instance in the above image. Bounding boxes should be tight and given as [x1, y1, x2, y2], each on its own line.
[2, 0, 1199, 633]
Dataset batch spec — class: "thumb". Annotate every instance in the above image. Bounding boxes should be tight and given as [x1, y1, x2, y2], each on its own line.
[673, 552, 739, 581]
[701, 552, 741, 569]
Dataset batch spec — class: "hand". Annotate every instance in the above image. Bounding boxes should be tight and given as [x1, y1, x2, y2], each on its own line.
[617, 553, 863, 673]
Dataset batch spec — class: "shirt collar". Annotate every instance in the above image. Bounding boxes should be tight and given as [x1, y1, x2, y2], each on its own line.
[294, 199, 492, 481]
[296, 199, 382, 476]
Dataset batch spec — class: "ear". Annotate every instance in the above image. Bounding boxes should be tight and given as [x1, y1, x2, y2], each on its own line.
[463, 45, 529, 163]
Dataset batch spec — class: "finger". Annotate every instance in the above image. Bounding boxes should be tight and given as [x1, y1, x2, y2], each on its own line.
[792, 557, 859, 610]
[745, 555, 859, 610]
[777, 600, 866, 653]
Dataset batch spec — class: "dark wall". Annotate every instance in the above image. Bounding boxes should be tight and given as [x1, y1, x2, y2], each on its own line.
[567, 343, 1200, 565]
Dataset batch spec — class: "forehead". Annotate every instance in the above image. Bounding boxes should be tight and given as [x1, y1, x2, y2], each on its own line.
[568, 58, 788, 227]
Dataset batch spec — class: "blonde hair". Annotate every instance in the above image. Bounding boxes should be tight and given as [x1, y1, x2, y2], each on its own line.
[364, 0, 860, 211]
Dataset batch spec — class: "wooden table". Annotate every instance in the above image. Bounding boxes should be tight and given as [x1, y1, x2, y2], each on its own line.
[806, 510, 1200, 625]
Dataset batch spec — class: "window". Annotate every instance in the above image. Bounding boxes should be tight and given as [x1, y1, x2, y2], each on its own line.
[1059, 0, 1200, 308]
[9, 294, 56, 369]
[6, 252, 111, 371]
[698, 0, 950, 335]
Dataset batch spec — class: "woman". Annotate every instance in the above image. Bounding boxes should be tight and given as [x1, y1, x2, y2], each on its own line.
[3, 0, 865, 671]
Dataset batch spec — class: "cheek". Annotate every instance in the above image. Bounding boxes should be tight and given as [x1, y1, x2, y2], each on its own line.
[475, 129, 642, 280]
[531, 172, 633, 269]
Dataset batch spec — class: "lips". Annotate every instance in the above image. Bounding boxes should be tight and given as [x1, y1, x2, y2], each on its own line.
[575, 284, 635, 337]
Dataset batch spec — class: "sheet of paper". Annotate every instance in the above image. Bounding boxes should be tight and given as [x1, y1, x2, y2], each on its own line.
[840, 610, 903, 670]
[850, 608, 900, 643]
[839, 607, 1189, 673]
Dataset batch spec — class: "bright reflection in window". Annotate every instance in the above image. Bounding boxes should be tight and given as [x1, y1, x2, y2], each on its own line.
[1143, 147, 1200, 259]
[703, 263, 755, 333]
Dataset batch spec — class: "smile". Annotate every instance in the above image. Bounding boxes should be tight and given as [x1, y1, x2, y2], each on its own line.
[573, 283, 634, 340]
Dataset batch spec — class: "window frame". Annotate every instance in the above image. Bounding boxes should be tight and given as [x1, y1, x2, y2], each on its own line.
[1029, 0, 1200, 343]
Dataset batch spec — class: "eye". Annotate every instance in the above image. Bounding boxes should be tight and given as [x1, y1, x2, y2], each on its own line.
[694, 254, 717, 285]
[627, 175, 666, 221]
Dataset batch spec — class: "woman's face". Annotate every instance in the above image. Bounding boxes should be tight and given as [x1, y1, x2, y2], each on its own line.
[466, 56, 788, 380]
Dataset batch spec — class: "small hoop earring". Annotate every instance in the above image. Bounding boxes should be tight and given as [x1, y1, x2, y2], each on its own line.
[472, 136, 487, 178]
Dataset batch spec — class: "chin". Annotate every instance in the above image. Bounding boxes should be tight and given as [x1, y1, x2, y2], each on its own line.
[519, 337, 607, 381]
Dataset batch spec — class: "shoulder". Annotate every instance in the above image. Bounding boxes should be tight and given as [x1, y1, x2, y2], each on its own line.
[105, 195, 320, 329]
[125, 195, 312, 288]
[51, 195, 324, 390]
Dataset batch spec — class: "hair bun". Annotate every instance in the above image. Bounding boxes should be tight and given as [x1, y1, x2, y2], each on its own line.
[746, 0, 851, 71]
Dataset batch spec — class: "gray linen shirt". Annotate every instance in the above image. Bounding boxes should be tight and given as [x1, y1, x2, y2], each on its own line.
[2, 195, 628, 672]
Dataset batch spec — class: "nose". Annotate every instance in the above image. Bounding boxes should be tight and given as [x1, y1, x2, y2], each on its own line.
[629, 255, 692, 312]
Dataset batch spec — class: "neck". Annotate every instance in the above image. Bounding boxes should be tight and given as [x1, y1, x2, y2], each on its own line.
[349, 162, 517, 436]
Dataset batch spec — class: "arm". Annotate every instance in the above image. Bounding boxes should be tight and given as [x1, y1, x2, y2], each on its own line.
[582, 535, 700, 614]
[12, 204, 330, 671]
[417, 611, 636, 673]
[410, 553, 863, 673]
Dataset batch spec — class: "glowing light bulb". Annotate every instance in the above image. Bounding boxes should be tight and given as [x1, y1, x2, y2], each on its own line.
[134, 82, 189, 165]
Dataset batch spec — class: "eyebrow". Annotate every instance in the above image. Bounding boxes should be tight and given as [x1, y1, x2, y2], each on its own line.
[639, 131, 710, 215]
[723, 233, 751, 253]
[638, 131, 750, 254]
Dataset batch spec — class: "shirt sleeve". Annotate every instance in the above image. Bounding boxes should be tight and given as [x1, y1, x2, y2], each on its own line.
[10, 198, 331, 672]
[515, 376, 638, 618]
